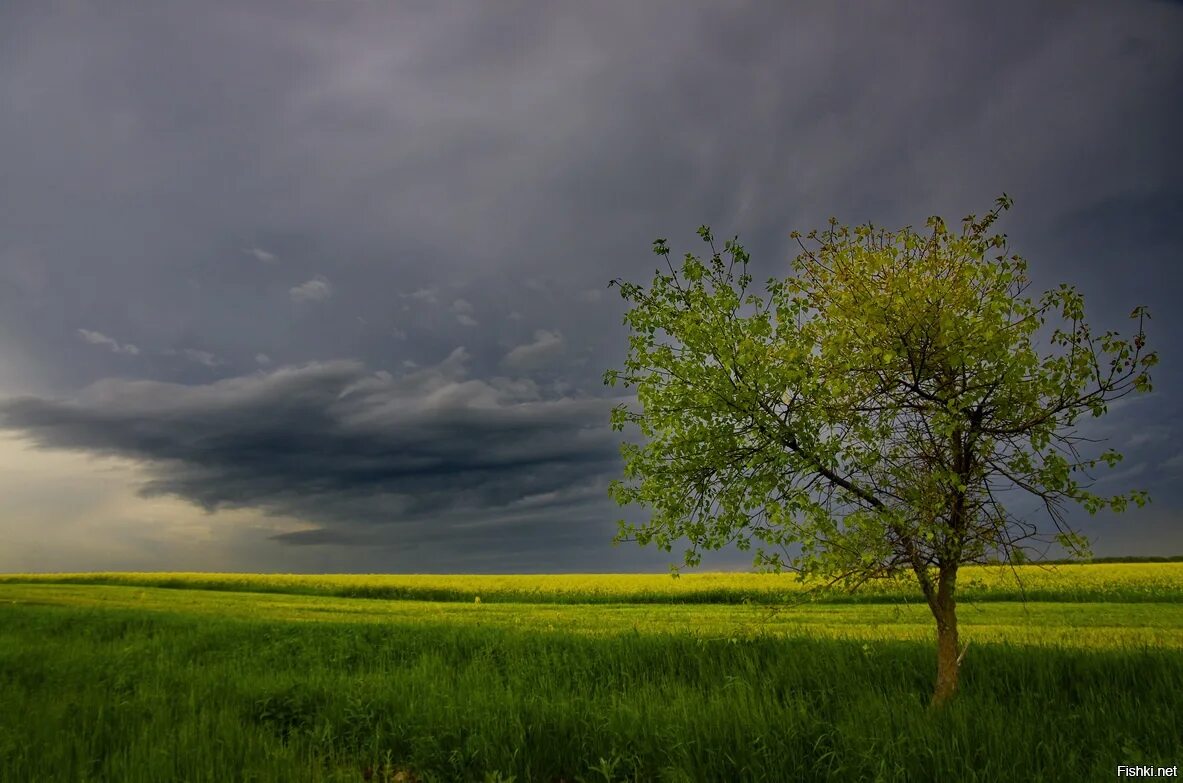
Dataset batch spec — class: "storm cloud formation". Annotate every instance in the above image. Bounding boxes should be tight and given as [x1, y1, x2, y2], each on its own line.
[0, 350, 630, 566]
[0, 1, 1180, 570]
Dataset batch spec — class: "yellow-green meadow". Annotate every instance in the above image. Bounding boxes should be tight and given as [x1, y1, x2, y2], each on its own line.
[1, 563, 1180, 781]
[4, 561, 1181, 604]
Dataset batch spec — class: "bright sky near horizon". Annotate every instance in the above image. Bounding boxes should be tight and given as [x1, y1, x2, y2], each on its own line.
[1, 1, 1180, 573]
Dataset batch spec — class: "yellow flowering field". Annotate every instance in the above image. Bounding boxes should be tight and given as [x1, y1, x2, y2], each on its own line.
[3, 562, 1181, 604]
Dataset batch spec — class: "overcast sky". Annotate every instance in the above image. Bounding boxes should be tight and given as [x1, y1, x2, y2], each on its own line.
[1, 1, 1180, 573]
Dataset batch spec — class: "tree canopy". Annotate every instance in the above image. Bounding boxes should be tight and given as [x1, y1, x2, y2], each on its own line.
[604, 195, 1157, 704]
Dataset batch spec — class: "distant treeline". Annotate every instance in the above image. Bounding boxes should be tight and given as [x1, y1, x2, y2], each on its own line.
[1031, 556, 1183, 564]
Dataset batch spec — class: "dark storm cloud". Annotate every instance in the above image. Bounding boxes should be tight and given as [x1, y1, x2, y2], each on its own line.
[0, 1, 1180, 567]
[0, 350, 631, 562]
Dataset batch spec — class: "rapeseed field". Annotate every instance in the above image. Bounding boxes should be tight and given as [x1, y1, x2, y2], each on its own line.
[4, 561, 1181, 604]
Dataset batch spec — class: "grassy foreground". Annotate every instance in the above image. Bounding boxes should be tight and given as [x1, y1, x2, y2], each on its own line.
[1, 568, 1181, 782]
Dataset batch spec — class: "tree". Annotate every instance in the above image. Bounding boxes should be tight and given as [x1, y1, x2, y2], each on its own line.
[603, 195, 1157, 706]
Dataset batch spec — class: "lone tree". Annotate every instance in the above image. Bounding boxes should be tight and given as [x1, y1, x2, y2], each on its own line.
[604, 195, 1156, 706]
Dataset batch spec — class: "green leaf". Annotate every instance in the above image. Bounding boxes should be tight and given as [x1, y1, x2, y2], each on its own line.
[605, 197, 1157, 600]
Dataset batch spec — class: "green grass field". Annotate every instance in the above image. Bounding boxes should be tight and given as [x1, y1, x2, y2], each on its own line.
[1, 565, 1181, 781]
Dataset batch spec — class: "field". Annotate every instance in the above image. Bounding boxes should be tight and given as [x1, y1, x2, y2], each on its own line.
[1, 565, 1181, 782]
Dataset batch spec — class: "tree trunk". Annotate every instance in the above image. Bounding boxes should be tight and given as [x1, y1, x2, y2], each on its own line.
[929, 564, 961, 708]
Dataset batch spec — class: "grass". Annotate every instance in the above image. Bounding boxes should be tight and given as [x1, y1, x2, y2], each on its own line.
[3, 582, 1183, 649]
[1, 568, 1181, 781]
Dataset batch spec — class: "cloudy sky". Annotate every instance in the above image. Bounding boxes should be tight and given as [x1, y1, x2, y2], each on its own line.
[1, 1, 1180, 573]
